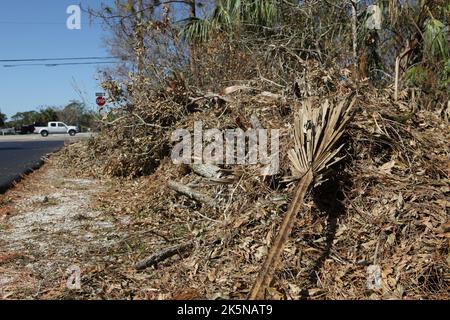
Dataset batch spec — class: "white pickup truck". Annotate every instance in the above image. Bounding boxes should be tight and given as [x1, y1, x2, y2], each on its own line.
[34, 121, 79, 137]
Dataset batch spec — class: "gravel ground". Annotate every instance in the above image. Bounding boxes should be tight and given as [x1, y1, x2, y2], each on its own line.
[0, 163, 129, 299]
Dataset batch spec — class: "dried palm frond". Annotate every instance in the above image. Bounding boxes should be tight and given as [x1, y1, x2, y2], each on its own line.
[288, 97, 355, 185]
[249, 95, 356, 300]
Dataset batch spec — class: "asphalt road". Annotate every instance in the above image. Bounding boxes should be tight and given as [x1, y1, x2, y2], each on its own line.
[0, 134, 91, 193]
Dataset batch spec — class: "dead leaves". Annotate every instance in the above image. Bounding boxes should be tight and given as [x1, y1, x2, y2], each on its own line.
[51, 63, 449, 300]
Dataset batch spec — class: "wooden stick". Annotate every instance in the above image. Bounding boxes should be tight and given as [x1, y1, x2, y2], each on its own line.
[351, 0, 358, 81]
[394, 56, 400, 101]
[135, 241, 193, 270]
[249, 170, 314, 300]
[168, 181, 216, 207]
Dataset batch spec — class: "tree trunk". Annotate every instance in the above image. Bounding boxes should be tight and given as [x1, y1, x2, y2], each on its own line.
[135, 0, 145, 76]
[168, 181, 217, 207]
[188, 0, 198, 84]
[351, 0, 358, 81]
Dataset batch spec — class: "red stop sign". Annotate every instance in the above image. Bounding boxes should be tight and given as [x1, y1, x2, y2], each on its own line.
[96, 96, 106, 107]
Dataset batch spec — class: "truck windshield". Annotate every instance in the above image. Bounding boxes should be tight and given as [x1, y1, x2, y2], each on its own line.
[58, 123, 66, 127]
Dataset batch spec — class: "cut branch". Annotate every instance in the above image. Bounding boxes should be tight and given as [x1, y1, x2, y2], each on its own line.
[135, 241, 194, 270]
[168, 181, 216, 207]
[250, 113, 263, 129]
[190, 164, 221, 178]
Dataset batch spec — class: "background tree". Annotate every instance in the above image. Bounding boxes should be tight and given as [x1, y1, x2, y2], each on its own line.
[56, 101, 96, 130]
[38, 107, 59, 123]
[5, 103, 95, 130]
[94, 0, 449, 114]
[0, 110, 6, 127]
[10, 111, 40, 127]
[88, 1, 191, 85]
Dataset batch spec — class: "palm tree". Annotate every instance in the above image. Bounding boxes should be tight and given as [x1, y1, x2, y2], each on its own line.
[396, 2, 450, 93]
[181, 0, 279, 43]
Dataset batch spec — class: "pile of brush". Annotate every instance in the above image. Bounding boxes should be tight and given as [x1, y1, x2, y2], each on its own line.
[56, 61, 449, 300]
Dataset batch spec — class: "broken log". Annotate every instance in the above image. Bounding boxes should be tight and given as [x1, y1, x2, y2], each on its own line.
[190, 164, 221, 178]
[254, 91, 282, 104]
[135, 241, 194, 270]
[250, 114, 263, 129]
[168, 181, 216, 207]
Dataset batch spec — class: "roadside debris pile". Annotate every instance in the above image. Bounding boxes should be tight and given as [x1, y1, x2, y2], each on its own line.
[57, 60, 449, 299]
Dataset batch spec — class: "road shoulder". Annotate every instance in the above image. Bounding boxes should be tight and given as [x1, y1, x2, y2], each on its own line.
[0, 161, 129, 299]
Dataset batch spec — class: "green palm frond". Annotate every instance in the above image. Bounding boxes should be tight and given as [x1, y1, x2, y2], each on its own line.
[181, 0, 279, 44]
[423, 18, 449, 60]
[216, 0, 278, 28]
[246, 0, 278, 28]
[404, 65, 428, 87]
[180, 17, 212, 43]
[222, 0, 241, 21]
[211, 3, 234, 30]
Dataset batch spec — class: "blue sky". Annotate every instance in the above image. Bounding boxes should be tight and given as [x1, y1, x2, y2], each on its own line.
[0, 1, 113, 119]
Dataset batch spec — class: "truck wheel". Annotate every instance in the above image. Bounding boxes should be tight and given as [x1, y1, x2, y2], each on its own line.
[69, 130, 76, 136]
[41, 130, 49, 137]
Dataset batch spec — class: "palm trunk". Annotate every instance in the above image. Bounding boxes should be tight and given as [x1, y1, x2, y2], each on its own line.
[249, 170, 314, 300]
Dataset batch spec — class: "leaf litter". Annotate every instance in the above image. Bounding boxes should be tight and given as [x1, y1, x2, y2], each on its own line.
[1, 62, 448, 300]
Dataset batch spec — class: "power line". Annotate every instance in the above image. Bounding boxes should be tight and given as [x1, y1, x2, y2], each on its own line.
[0, 21, 66, 25]
[3, 61, 118, 68]
[0, 56, 122, 63]
[0, 21, 102, 25]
